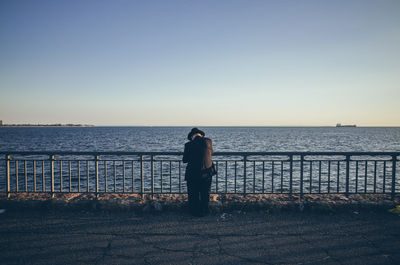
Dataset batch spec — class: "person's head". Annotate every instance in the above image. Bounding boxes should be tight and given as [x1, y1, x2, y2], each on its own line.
[187, 127, 205, 141]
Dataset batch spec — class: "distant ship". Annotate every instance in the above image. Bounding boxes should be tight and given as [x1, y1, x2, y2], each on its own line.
[336, 123, 356, 127]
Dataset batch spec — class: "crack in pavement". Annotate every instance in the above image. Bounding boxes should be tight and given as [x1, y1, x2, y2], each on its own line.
[213, 235, 273, 265]
[298, 234, 343, 265]
[122, 229, 211, 264]
[5, 228, 363, 239]
[361, 235, 396, 264]
[116, 230, 275, 264]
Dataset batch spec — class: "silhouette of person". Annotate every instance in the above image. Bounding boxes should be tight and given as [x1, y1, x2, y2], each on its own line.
[183, 128, 214, 216]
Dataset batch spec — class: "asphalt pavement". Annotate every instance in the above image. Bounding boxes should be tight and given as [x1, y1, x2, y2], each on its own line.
[1, 209, 399, 265]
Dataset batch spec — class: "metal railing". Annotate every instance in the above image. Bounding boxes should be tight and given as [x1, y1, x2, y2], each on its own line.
[1, 151, 399, 198]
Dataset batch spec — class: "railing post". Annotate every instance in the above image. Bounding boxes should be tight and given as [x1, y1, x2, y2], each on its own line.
[234, 161, 237, 193]
[179, 161, 182, 194]
[78, 161, 81, 192]
[33, 160, 36, 192]
[140, 155, 144, 196]
[122, 161, 126, 193]
[243, 155, 247, 195]
[95, 155, 99, 196]
[104, 161, 107, 193]
[392, 155, 397, 200]
[216, 161, 218, 193]
[87, 161, 90, 192]
[16, 160, 18, 192]
[345, 155, 350, 196]
[50, 155, 55, 198]
[225, 161, 228, 194]
[42, 160, 45, 192]
[151, 155, 154, 196]
[300, 155, 304, 198]
[289, 155, 293, 195]
[6, 155, 10, 198]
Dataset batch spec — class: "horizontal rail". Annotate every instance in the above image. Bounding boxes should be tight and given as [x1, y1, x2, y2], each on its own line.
[1, 151, 400, 156]
[0, 151, 399, 199]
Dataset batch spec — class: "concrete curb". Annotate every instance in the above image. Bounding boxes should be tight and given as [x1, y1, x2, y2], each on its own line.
[0, 193, 398, 214]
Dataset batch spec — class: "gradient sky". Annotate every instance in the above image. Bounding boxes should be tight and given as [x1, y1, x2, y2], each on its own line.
[1, 0, 399, 126]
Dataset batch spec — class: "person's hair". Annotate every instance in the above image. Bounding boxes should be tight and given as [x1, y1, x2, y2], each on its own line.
[187, 127, 205, 140]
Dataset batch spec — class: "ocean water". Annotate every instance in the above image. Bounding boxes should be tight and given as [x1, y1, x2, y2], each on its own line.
[1, 126, 400, 152]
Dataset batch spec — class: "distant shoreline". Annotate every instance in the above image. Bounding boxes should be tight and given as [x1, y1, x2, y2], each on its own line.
[1, 124, 94, 127]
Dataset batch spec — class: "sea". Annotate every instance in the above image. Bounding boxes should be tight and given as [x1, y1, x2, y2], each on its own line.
[1, 126, 400, 152]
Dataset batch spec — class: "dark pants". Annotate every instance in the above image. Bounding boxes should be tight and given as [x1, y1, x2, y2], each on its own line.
[186, 177, 212, 216]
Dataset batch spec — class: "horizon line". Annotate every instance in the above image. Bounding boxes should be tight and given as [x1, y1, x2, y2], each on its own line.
[2, 124, 400, 128]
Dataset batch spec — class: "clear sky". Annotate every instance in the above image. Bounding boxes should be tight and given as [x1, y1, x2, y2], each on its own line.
[1, 0, 399, 126]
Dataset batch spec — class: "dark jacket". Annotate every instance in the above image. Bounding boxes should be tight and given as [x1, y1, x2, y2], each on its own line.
[183, 136, 214, 180]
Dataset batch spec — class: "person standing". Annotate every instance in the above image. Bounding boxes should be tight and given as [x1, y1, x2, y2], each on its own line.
[183, 128, 214, 216]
